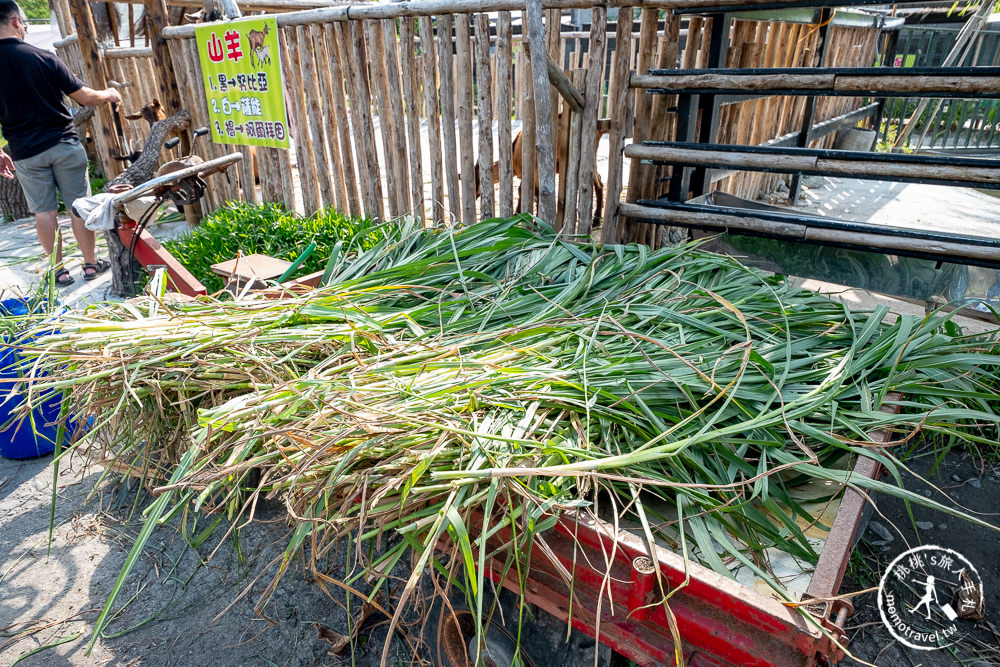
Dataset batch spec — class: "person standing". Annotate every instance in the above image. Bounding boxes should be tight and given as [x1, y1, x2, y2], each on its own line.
[0, 0, 122, 286]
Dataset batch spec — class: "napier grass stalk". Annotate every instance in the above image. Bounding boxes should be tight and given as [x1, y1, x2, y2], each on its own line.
[11, 215, 1000, 662]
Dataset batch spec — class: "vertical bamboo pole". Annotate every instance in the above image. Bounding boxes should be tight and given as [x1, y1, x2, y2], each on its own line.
[520, 9, 536, 216]
[526, 0, 555, 224]
[560, 69, 583, 235]
[418, 16, 445, 224]
[554, 90, 570, 226]
[455, 14, 476, 224]
[628, 8, 661, 205]
[400, 18, 425, 220]
[646, 15, 681, 202]
[601, 7, 633, 244]
[364, 21, 406, 218]
[181, 38, 222, 210]
[625, 8, 663, 244]
[281, 26, 318, 215]
[575, 6, 606, 236]
[495, 11, 514, 218]
[321, 24, 358, 216]
[545, 7, 561, 136]
[339, 21, 381, 219]
[315, 24, 349, 214]
[146, 0, 191, 204]
[381, 18, 413, 217]
[475, 13, 494, 220]
[299, 25, 335, 211]
[437, 15, 460, 223]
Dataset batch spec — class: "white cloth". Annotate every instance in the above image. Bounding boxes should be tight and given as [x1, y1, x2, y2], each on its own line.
[74, 193, 160, 231]
[73, 193, 116, 231]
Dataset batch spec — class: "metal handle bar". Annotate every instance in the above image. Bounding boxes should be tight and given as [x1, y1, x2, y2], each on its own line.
[112, 152, 243, 208]
[164, 126, 209, 151]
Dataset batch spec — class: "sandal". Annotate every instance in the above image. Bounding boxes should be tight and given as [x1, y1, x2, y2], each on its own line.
[53, 266, 74, 287]
[83, 258, 111, 282]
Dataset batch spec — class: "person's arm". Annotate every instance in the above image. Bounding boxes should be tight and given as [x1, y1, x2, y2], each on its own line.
[0, 150, 14, 179]
[68, 86, 122, 107]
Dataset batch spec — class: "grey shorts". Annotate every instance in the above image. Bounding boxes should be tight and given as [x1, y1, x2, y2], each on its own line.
[13, 139, 90, 214]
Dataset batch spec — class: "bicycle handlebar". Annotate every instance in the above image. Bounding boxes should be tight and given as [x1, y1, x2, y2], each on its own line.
[112, 152, 243, 208]
[165, 126, 209, 151]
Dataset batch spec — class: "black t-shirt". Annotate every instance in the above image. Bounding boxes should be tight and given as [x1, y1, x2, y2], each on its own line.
[0, 38, 84, 161]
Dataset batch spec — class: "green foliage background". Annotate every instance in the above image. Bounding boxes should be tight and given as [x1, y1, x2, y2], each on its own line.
[162, 202, 377, 293]
[20, 0, 50, 20]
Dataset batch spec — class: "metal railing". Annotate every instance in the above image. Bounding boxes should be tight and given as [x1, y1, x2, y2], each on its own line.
[879, 25, 1000, 152]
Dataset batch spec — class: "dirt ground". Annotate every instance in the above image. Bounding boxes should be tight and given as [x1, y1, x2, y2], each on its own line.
[841, 446, 1000, 666]
[0, 449, 608, 666]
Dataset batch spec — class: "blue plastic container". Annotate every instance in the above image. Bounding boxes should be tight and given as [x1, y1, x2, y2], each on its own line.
[0, 297, 70, 459]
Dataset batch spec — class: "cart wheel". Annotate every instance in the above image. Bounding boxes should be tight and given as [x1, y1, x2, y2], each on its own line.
[435, 607, 535, 667]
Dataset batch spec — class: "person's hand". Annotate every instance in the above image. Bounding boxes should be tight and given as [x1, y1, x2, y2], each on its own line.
[107, 183, 133, 194]
[0, 151, 14, 179]
[104, 88, 123, 105]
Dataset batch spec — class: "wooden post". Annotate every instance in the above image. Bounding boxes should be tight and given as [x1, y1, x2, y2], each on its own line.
[519, 10, 535, 216]
[495, 11, 513, 218]
[601, 6, 633, 244]
[525, 0, 555, 224]
[475, 13, 494, 220]
[145, 0, 199, 221]
[418, 15, 445, 223]
[69, 0, 124, 176]
[789, 8, 833, 204]
[575, 5, 606, 236]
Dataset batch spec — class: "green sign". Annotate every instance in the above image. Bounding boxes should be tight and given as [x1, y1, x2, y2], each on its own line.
[195, 17, 290, 149]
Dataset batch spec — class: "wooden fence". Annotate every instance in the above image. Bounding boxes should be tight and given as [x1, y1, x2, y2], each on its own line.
[57, 2, 882, 240]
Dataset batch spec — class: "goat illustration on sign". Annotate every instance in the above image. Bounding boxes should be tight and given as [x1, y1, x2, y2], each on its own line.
[247, 24, 271, 68]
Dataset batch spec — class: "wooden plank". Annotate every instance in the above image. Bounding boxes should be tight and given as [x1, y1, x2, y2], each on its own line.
[400, 18, 425, 220]
[299, 24, 335, 211]
[574, 6, 606, 236]
[437, 15, 461, 223]
[495, 11, 514, 218]
[600, 6, 632, 243]
[455, 13, 476, 224]
[418, 15, 445, 223]
[631, 71, 835, 91]
[475, 13, 494, 220]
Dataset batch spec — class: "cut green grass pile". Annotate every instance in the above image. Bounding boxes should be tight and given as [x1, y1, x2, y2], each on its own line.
[11, 215, 1000, 661]
[162, 202, 377, 292]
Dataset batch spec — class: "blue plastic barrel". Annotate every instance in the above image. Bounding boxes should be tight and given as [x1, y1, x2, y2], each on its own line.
[0, 297, 70, 459]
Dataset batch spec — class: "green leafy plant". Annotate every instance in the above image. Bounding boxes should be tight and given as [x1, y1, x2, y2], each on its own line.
[161, 202, 376, 293]
[18, 216, 1000, 662]
[19, 0, 49, 20]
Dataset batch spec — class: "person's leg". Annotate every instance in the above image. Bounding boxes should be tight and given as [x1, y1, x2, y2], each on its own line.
[13, 149, 62, 266]
[68, 211, 96, 265]
[51, 140, 99, 266]
[33, 210, 63, 264]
